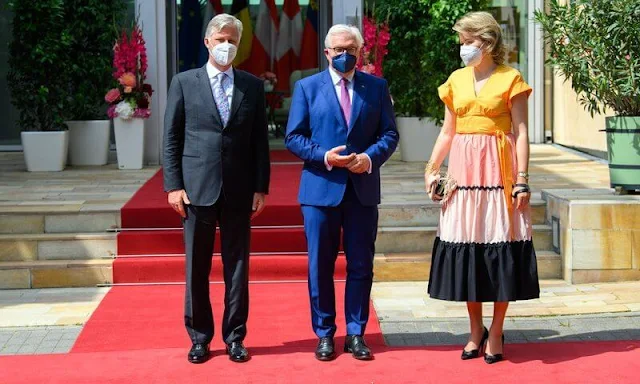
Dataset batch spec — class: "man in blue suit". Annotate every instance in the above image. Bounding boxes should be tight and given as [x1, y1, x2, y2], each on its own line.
[285, 24, 398, 361]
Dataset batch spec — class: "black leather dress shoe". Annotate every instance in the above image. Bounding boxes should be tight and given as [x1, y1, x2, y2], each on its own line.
[226, 341, 250, 363]
[344, 335, 372, 360]
[188, 343, 210, 364]
[315, 337, 336, 361]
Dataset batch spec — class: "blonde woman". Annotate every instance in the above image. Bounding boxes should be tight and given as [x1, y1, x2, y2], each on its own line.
[425, 12, 540, 364]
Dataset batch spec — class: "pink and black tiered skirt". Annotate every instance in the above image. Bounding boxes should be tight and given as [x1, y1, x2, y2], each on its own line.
[427, 133, 540, 302]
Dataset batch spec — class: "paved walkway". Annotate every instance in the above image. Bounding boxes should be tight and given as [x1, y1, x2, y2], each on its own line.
[0, 144, 611, 210]
[2, 279, 640, 355]
[380, 144, 610, 204]
[372, 280, 640, 346]
[0, 153, 157, 213]
[381, 312, 640, 346]
[0, 287, 108, 355]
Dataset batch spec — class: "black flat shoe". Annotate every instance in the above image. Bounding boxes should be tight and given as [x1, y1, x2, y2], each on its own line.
[188, 343, 210, 364]
[484, 334, 505, 364]
[461, 327, 489, 360]
[344, 335, 373, 360]
[315, 337, 336, 361]
[226, 341, 250, 363]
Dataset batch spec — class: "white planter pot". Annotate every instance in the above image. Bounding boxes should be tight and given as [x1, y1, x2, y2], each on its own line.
[114, 117, 146, 170]
[66, 120, 110, 166]
[396, 117, 447, 165]
[21, 131, 69, 172]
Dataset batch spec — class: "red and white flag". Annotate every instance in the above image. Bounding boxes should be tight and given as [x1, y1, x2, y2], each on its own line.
[275, 0, 303, 92]
[243, 0, 279, 75]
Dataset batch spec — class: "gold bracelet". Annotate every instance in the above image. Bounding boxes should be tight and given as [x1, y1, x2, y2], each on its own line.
[424, 160, 439, 175]
[517, 171, 529, 180]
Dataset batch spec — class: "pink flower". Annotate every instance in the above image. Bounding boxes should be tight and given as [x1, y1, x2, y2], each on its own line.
[626, 54, 631, 60]
[133, 108, 151, 119]
[107, 105, 117, 119]
[105, 88, 121, 103]
[356, 16, 390, 78]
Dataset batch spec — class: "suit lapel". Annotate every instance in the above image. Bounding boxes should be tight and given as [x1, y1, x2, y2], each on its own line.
[348, 71, 366, 135]
[320, 70, 348, 129]
[197, 66, 223, 127]
[228, 69, 248, 127]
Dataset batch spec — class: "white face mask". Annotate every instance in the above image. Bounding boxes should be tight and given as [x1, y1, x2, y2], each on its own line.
[460, 44, 483, 67]
[210, 42, 238, 67]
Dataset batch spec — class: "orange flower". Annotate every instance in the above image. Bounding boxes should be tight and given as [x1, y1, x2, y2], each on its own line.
[124, 86, 133, 94]
[118, 72, 137, 88]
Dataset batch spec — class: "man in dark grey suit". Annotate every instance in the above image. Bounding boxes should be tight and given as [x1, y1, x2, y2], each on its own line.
[163, 13, 270, 364]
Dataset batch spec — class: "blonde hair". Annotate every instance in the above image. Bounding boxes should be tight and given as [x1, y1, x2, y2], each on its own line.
[453, 12, 505, 65]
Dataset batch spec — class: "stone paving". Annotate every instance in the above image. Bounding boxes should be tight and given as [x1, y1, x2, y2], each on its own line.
[372, 280, 640, 320]
[0, 287, 109, 327]
[0, 144, 611, 210]
[0, 287, 108, 355]
[381, 312, 640, 346]
[0, 326, 81, 355]
[0, 152, 158, 213]
[380, 144, 610, 204]
[373, 279, 640, 346]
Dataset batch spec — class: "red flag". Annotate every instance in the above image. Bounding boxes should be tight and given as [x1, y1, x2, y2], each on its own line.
[299, 0, 319, 70]
[210, 0, 223, 14]
[241, 0, 279, 75]
[275, 0, 303, 92]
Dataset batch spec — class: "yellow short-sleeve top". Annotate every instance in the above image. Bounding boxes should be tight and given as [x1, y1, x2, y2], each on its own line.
[438, 64, 532, 134]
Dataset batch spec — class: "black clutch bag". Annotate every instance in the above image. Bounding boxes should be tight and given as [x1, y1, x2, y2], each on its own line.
[434, 178, 447, 197]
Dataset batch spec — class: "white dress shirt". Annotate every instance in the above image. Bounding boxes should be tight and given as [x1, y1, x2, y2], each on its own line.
[206, 61, 234, 109]
[324, 68, 372, 174]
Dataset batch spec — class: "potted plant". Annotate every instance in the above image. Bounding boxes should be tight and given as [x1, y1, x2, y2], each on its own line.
[64, 0, 126, 166]
[375, 0, 488, 162]
[7, 0, 71, 172]
[535, 0, 640, 193]
[105, 20, 153, 170]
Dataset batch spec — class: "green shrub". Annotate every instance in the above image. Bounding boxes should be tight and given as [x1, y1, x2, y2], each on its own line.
[535, 0, 640, 116]
[375, 0, 488, 120]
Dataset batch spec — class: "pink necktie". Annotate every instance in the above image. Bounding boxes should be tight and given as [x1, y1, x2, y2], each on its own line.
[340, 78, 351, 126]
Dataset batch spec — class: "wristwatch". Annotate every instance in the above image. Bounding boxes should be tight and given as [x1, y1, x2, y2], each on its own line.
[517, 171, 529, 180]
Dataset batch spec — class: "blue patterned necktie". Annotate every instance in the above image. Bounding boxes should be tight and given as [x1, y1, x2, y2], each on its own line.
[213, 72, 231, 126]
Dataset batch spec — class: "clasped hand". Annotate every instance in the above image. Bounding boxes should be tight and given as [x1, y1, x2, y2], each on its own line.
[327, 145, 370, 174]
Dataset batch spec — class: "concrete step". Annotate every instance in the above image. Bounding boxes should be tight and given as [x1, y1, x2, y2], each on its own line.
[378, 200, 546, 227]
[0, 211, 120, 234]
[0, 202, 546, 234]
[0, 233, 116, 262]
[376, 225, 553, 253]
[0, 259, 113, 289]
[373, 250, 561, 282]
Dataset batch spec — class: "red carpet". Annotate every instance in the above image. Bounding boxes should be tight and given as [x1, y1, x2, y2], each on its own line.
[113, 255, 347, 283]
[120, 163, 303, 229]
[1, 283, 639, 383]
[116, 153, 308, 283]
[269, 149, 302, 163]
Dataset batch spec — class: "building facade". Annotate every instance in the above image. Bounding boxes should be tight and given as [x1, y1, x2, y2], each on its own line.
[1, 0, 567, 164]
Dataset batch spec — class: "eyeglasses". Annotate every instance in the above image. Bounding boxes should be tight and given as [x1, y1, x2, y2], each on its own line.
[328, 46, 358, 55]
